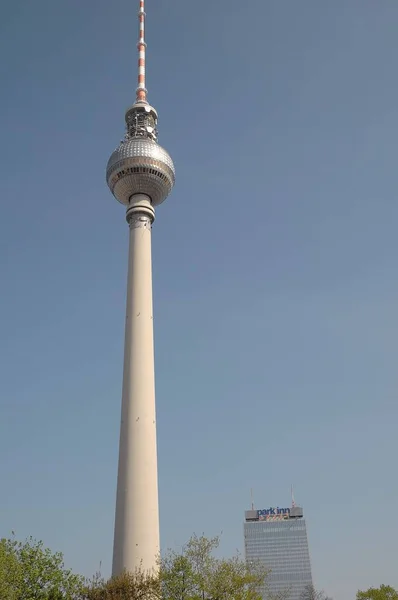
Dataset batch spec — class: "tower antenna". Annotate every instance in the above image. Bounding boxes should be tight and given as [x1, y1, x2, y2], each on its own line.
[291, 484, 296, 508]
[250, 488, 255, 511]
[136, 0, 147, 103]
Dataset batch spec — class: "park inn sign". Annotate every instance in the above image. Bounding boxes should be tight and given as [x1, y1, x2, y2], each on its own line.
[245, 505, 303, 523]
[258, 507, 290, 517]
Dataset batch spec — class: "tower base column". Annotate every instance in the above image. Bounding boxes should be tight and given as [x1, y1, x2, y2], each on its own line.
[112, 194, 160, 576]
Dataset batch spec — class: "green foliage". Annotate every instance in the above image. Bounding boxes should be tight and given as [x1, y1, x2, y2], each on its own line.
[12, 532, 398, 600]
[357, 585, 398, 600]
[0, 535, 85, 600]
[83, 570, 161, 600]
[0, 538, 20, 600]
[160, 552, 196, 600]
[0, 533, 268, 600]
[161, 534, 268, 600]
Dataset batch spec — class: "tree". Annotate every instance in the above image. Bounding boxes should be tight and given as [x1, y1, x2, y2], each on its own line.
[0, 539, 20, 600]
[82, 570, 161, 600]
[357, 586, 398, 600]
[0, 535, 85, 599]
[300, 584, 332, 600]
[160, 552, 196, 600]
[161, 534, 268, 600]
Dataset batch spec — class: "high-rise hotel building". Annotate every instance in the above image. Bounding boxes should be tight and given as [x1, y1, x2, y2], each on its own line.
[244, 503, 313, 600]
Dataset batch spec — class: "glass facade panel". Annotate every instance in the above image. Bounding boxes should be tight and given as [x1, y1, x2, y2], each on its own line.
[244, 518, 313, 600]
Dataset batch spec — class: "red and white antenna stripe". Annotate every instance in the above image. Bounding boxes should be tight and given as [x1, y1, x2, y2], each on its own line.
[136, 0, 147, 102]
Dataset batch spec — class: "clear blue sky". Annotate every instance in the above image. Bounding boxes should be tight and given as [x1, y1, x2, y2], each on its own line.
[0, 1, 397, 598]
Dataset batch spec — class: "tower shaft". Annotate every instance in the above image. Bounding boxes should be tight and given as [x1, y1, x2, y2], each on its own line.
[112, 195, 159, 576]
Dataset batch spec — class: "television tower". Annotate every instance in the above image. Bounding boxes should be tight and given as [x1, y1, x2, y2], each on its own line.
[106, 0, 175, 576]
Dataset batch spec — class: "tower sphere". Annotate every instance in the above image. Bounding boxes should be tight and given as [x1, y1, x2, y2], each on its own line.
[106, 136, 175, 207]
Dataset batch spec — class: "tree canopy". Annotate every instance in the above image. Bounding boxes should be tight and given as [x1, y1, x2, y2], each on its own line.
[160, 534, 268, 600]
[0, 535, 85, 599]
[83, 570, 161, 600]
[0, 533, 269, 600]
[357, 585, 398, 600]
[2, 532, 396, 600]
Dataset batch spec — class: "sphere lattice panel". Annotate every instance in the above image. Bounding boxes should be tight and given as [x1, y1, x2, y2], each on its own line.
[106, 138, 175, 206]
